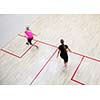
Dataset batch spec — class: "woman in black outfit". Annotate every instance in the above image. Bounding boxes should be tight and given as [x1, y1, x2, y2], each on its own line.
[57, 39, 71, 67]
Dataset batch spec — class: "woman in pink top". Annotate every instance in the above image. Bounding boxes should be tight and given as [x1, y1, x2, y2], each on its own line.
[25, 27, 38, 48]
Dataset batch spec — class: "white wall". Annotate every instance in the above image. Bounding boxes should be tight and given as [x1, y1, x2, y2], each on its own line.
[0, 14, 40, 47]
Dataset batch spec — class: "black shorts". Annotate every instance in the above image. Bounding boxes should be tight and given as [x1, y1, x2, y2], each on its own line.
[27, 37, 33, 45]
[60, 53, 68, 63]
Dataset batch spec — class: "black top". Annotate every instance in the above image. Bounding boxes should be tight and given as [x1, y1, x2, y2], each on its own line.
[58, 45, 68, 54]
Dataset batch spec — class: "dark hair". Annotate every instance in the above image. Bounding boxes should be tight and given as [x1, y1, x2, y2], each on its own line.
[60, 39, 64, 45]
[60, 39, 66, 52]
[26, 27, 29, 30]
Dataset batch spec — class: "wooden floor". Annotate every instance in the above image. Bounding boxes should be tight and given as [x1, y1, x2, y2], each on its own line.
[0, 14, 100, 85]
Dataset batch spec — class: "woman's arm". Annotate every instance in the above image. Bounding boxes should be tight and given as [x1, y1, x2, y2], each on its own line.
[18, 34, 26, 38]
[31, 31, 37, 36]
[32, 33, 37, 36]
[67, 48, 72, 52]
[57, 50, 60, 57]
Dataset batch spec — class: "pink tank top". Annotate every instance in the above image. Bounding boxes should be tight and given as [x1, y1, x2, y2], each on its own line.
[25, 30, 33, 39]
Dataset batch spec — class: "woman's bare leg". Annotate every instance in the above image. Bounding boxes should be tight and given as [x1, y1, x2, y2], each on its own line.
[64, 62, 68, 67]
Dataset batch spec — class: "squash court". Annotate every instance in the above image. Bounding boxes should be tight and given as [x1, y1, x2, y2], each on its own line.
[0, 14, 100, 85]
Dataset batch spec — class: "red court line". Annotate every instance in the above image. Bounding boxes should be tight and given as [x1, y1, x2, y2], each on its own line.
[29, 48, 58, 85]
[71, 79, 86, 85]
[0, 41, 37, 58]
[18, 34, 58, 48]
[18, 34, 100, 62]
[71, 51, 100, 62]
[71, 56, 86, 85]
[0, 48, 20, 58]
[20, 41, 37, 58]
[33, 38, 100, 62]
[33, 39, 58, 48]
